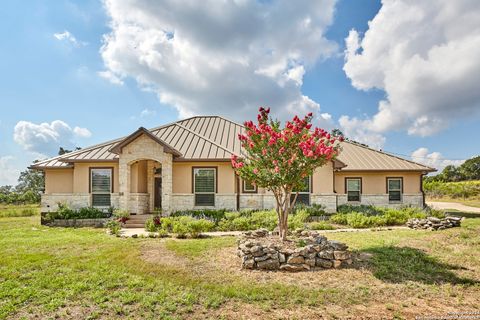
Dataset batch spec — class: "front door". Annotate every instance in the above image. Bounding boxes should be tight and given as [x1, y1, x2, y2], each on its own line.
[154, 177, 162, 210]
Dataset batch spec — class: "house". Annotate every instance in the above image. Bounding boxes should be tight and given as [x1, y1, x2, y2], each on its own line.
[31, 116, 435, 215]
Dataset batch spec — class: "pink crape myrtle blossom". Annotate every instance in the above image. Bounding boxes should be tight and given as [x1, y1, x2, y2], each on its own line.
[231, 107, 342, 240]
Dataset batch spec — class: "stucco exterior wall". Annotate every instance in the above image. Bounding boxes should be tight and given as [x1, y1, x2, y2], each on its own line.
[172, 161, 235, 194]
[334, 171, 422, 194]
[72, 162, 119, 193]
[44, 169, 74, 194]
[312, 162, 334, 194]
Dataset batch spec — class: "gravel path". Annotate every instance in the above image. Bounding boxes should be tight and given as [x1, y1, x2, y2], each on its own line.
[426, 201, 480, 213]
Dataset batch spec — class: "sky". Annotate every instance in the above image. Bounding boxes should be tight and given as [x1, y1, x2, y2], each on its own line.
[1, 0, 479, 185]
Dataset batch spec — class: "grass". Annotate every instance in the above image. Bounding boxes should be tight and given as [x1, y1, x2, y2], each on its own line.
[1, 208, 480, 319]
[0, 204, 39, 218]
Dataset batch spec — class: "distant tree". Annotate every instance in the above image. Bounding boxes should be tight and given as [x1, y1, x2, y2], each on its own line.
[331, 128, 369, 148]
[459, 156, 480, 180]
[58, 146, 81, 155]
[15, 167, 45, 203]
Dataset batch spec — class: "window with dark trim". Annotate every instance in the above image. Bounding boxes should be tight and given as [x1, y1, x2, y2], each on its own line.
[91, 168, 112, 207]
[387, 178, 402, 202]
[346, 178, 361, 202]
[193, 168, 216, 206]
[242, 180, 257, 193]
[292, 176, 311, 206]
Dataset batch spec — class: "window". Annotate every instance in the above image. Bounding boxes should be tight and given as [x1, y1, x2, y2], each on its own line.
[193, 168, 216, 206]
[90, 168, 112, 207]
[346, 178, 361, 202]
[292, 176, 310, 206]
[387, 178, 402, 202]
[242, 180, 257, 193]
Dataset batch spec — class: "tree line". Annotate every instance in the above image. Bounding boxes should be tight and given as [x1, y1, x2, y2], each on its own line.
[424, 156, 480, 182]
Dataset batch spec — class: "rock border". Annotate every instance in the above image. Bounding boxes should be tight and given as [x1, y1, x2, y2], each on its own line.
[406, 216, 462, 230]
[237, 229, 353, 272]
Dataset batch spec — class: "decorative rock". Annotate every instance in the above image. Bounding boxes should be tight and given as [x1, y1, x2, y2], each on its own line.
[316, 258, 333, 268]
[287, 255, 305, 264]
[257, 259, 280, 270]
[334, 250, 351, 260]
[237, 231, 351, 272]
[407, 216, 462, 230]
[329, 240, 348, 251]
[318, 250, 334, 260]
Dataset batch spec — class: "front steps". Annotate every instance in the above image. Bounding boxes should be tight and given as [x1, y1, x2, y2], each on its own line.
[123, 214, 153, 228]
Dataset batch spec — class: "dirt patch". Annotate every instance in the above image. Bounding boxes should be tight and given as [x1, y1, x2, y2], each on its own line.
[141, 240, 191, 268]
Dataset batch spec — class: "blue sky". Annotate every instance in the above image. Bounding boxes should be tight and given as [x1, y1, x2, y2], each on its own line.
[0, 0, 479, 185]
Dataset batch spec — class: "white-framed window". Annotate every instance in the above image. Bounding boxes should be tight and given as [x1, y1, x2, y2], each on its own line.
[193, 168, 216, 206]
[90, 168, 112, 207]
[292, 176, 311, 206]
[387, 178, 402, 202]
[346, 178, 361, 202]
[242, 180, 257, 193]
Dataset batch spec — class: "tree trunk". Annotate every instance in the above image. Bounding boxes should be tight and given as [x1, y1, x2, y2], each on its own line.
[274, 188, 292, 241]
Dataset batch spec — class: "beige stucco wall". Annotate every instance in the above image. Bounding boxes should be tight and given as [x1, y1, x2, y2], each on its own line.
[334, 171, 422, 194]
[72, 162, 119, 193]
[130, 160, 148, 193]
[44, 169, 74, 193]
[172, 161, 235, 194]
[312, 162, 334, 194]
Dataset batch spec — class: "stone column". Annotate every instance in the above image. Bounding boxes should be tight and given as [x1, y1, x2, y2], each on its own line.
[118, 159, 130, 212]
[147, 160, 155, 212]
[161, 154, 173, 214]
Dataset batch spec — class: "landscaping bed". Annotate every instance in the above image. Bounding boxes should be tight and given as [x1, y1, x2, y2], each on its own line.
[237, 229, 352, 272]
[41, 204, 113, 227]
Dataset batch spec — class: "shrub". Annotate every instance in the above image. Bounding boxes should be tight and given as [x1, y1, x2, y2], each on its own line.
[170, 208, 227, 223]
[186, 219, 215, 238]
[51, 203, 111, 220]
[294, 204, 327, 217]
[145, 215, 162, 232]
[114, 209, 130, 223]
[331, 206, 433, 228]
[288, 209, 310, 230]
[308, 222, 335, 230]
[106, 220, 121, 236]
[217, 210, 278, 231]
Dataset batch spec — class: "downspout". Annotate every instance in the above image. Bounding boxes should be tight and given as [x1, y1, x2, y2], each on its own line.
[236, 175, 240, 211]
[420, 172, 426, 208]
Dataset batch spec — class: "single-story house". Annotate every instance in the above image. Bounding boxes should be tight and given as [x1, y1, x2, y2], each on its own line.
[31, 116, 435, 214]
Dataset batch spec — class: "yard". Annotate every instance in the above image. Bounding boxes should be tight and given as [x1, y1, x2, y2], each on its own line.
[1, 211, 480, 319]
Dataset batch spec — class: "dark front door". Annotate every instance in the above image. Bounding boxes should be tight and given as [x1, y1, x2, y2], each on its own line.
[154, 177, 162, 209]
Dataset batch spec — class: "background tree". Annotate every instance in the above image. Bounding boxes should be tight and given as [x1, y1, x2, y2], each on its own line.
[58, 146, 81, 155]
[459, 156, 480, 180]
[231, 108, 342, 240]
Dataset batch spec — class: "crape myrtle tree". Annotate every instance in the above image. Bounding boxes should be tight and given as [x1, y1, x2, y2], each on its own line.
[231, 107, 342, 240]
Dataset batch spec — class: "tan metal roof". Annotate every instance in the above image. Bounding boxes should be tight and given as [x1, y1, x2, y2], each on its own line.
[337, 141, 435, 172]
[30, 115, 435, 172]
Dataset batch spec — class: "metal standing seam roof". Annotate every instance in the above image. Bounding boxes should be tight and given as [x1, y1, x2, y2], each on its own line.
[30, 115, 435, 172]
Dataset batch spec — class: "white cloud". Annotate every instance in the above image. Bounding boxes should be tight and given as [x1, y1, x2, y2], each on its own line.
[53, 30, 87, 47]
[338, 115, 385, 149]
[97, 70, 124, 85]
[343, 0, 480, 137]
[13, 120, 91, 156]
[140, 108, 156, 118]
[73, 126, 92, 138]
[100, 0, 338, 123]
[0, 156, 20, 186]
[411, 147, 465, 173]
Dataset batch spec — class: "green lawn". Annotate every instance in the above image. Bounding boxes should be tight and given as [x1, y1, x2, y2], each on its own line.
[1, 211, 479, 319]
[0, 204, 39, 218]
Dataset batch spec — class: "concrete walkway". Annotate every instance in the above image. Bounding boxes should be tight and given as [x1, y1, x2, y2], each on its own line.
[119, 226, 409, 238]
[427, 201, 480, 213]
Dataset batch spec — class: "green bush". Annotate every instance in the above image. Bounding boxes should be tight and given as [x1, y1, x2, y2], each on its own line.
[423, 180, 480, 199]
[170, 208, 227, 223]
[294, 204, 327, 217]
[217, 210, 278, 231]
[331, 206, 435, 228]
[308, 222, 335, 230]
[105, 220, 121, 236]
[50, 203, 112, 220]
[288, 209, 310, 230]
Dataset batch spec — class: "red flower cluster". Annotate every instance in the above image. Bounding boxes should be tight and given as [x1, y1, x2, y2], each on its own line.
[231, 154, 244, 168]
